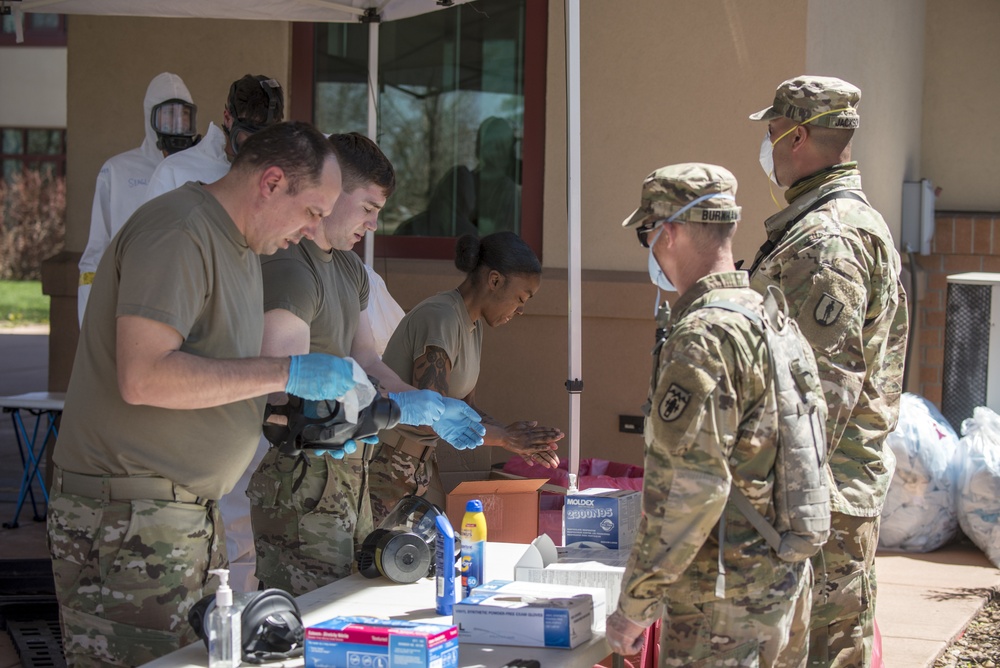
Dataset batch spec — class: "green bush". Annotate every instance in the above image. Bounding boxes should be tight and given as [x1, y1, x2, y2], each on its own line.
[0, 280, 49, 325]
[0, 170, 66, 280]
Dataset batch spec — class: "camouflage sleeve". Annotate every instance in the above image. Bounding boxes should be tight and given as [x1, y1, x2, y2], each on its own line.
[618, 331, 740, 623]
[773, 232, 867, 452]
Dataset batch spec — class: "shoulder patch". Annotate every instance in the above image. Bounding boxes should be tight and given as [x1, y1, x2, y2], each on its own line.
[814, 292, 845, 326]
[659, 383, 692, 422]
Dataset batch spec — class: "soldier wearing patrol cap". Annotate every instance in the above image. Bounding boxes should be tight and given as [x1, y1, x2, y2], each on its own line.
[606, 163, 815, 667]
[748, 76, 908, 667]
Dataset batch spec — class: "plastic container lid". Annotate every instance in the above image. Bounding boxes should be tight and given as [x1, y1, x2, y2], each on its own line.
[465, 499, 483, 513]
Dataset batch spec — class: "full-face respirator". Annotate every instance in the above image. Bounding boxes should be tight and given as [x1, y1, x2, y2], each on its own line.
[188, 588, 304, 664]
[263, 394, 400, 458]
[357, 494, 453, 584]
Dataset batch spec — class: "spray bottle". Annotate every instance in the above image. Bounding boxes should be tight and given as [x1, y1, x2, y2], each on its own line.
[207, 568, 242, 667]
[562, 472, 578, 546]
[435, 514, 457, 615]
[460, 499, 487, 597]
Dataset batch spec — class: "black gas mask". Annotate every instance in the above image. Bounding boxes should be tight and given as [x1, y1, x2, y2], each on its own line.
[224, 78, 282, 156]
[150, 98, 201, 154]
[357, 494, 452, 584]
[262, 394, 400, 459]
[188, 588, 304, 664]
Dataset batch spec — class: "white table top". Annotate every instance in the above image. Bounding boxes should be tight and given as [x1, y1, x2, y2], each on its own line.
[0, 391, 66, 411]
[143, 542, 612, 668]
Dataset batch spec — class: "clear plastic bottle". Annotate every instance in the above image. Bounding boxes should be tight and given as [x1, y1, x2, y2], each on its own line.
[207, 568, 242, 667]
[460, 499, 487, 598]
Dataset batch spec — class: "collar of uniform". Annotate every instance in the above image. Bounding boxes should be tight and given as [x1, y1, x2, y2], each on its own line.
[670, 271, 750, 322]
[191, 182, 250, 253]
[302, 237, 335, 264]
[449, 288, 478, 333]
[764, 165, 863, 235]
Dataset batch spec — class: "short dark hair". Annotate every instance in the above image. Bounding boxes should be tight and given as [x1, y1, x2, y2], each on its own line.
[454, 232, 541, 283]
[227, 74, 285, 127]
[328, 133, 396, 198]
[231, 121, 334, 195]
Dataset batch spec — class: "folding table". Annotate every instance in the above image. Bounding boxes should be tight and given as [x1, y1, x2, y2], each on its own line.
[0, 391, 65, 528]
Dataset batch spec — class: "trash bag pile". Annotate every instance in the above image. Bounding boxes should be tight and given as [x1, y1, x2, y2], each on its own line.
[955, 405, 1000, 568]
[878, 393, 960, 552]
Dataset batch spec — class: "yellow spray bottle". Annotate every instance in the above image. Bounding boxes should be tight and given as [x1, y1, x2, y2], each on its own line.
[460, 499, 487, 597]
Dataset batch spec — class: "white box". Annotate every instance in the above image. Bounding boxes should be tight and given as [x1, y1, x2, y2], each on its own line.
[514, 534, 629, 611]
[472, 579, 608, 632]
[453, 579, 594, 649]
[564, 488, 641, 549]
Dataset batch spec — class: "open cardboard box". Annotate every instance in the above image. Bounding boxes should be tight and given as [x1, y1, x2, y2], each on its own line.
[445, 477, 548, 544]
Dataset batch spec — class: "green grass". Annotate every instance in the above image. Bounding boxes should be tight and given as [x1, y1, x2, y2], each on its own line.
[0, 280, 50, 326]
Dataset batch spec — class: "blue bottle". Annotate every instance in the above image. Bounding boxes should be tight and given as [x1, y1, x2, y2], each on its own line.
[435, 514, 457, 615]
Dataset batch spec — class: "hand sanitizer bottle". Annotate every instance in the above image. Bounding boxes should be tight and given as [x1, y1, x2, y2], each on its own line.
[207, 568, 241, 667]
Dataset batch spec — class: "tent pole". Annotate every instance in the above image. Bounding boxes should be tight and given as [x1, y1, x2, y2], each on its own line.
[565, 0, 582, 493]
[364, 19, 379, 268]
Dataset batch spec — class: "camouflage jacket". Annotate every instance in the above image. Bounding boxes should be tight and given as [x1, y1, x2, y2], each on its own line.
[749, 166, 907, 516]
[618, 272, 805, 624]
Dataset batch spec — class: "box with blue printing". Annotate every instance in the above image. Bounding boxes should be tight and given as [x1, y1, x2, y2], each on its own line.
[564, 488, 641, 549]
[304, 616, 458, 668]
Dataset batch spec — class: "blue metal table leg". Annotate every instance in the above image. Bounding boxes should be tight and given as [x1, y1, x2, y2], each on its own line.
[4, 408, 57, 528]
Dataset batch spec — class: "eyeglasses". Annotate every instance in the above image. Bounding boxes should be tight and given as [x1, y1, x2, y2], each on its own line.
[636, 220, 668, 248]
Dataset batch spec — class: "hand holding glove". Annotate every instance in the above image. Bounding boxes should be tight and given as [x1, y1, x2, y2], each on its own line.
[431, 398, 486, 450]
[389, 390, 447, 426]
[286, 353, 357, 400]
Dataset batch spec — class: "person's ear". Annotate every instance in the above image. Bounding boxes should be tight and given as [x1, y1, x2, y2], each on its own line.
[260, 166, 285, 196]
[488, 270, 504, 291]
[791, 124, 809, 151]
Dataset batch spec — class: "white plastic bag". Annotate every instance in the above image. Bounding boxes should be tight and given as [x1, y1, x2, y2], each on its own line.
[879, 393, 960, 552]
[364, 265, 405, 357]
[955, 405, 1000, 568]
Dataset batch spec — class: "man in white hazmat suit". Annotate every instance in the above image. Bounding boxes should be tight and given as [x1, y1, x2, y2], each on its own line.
[77, 72, 197, 324]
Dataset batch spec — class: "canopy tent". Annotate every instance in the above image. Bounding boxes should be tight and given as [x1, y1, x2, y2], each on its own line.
[14, 0, 587, 492]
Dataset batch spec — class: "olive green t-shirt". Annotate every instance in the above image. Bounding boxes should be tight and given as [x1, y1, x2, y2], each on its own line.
[55, 183, 267, 500]
[381, 289, 483, 447]
[261, 239, 369, 357]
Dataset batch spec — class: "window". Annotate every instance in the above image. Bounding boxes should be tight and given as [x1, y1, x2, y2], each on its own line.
[292, 0, 546, 260]
[0, 13, 67, 46]
[1, 128, 66, 181]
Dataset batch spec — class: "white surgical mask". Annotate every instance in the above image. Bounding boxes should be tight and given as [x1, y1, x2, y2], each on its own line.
[759, 132, 779, 186]
[646, 226, 675, 318]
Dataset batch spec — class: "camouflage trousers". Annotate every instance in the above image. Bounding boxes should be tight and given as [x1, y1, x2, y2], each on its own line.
[47, 488, 225, 668]
[808, 512, 879, 668]
[660, 563, 812, 668]
[367, 441, 443, 527]
[249, 447, 373, 596]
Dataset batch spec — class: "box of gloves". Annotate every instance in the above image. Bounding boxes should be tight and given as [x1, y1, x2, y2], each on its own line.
[304, 616, 458, 668]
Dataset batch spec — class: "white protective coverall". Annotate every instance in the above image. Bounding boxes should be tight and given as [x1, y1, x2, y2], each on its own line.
[144, 121, 229, 201]
[77, 72, 193, 324]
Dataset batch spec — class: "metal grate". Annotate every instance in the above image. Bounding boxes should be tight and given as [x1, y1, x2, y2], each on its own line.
[942, 282, 992, 431]
[1, 600, 65, 668]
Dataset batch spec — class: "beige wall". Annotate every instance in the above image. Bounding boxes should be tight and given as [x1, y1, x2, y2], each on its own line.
[0, 47, 66, 127]
[922, 0, 1000, 212]
[65, 16, 290, 251]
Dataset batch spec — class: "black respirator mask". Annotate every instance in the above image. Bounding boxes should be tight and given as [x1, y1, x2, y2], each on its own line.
[224, 78, 282, 156]
[356, 494, 452, 584]
[150, 98, 201, 154]
[188, 588, 304, 664]
[263, 394, 400, 459]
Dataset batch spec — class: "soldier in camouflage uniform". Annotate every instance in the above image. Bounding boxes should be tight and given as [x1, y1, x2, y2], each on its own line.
[251, 133, 484, 596]
[748, 76, 908, 667]
[607, 163, 814, 667]
[46, 122, 353, 667]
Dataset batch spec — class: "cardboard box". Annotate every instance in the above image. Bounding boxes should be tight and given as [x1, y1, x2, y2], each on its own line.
[454, 581, 594, 649]
[304, 616, 458, 668]
[445, 478, 547, 544]
[564, 488, 641, 549]
[472, 579, 608, 633]
[514, 534, 629, 610]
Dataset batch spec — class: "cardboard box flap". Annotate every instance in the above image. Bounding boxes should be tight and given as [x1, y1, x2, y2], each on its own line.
[450, 478, 547, 495]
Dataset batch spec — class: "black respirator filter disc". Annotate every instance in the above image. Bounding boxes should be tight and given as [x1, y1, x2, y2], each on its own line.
[375, 532, 431, 584]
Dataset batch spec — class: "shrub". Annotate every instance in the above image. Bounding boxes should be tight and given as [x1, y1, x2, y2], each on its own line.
[0, 170, 66, 280]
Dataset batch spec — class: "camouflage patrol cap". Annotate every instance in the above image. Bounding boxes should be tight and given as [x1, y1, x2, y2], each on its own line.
[621, 162, 741, 229]
[749, 75, 861, 129]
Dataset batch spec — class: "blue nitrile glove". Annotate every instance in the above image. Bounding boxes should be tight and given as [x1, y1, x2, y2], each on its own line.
[388, 390, 447, 426]
[313, 435, 378, 459]
[286, 353, 357, 401]
[432, 398, 486, 450]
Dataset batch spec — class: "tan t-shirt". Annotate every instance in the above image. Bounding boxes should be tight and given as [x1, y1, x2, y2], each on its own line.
[55, 183, 266, 500]
[381, 289, 483, 447]
[261, 240, 369, 357]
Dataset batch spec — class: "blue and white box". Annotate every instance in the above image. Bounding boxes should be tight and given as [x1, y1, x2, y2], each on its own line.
[304, 616, 458, 668]
[564, 488, 641, 549]
[454, 580, 594, 649]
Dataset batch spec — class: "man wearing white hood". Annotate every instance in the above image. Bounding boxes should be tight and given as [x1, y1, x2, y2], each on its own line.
[77, 72, 197, 325]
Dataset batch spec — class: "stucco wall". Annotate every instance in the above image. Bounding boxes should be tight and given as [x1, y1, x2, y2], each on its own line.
[65, 16, 290, 251]
[921, 0, 1000, 212]
[0, 47, 66, 127]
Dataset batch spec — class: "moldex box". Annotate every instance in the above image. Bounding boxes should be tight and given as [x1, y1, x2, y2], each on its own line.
[304, 616, 458, 668]
[453, 581, 593, 649]
[564, 488, 641, 549]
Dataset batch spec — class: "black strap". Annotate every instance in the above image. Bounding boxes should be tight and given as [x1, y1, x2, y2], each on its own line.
[746, 190, 867, 277]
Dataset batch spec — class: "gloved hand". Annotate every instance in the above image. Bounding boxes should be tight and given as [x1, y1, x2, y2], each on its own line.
[605, 611, 648, 657]
[314, 434, 379, 459]
[431, 398, 486, 450]
[286, 353, 357, 401]
[389, 390, 446, 426]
